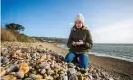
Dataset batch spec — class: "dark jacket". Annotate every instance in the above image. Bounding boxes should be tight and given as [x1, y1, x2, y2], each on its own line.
[67, 25, 93, 52]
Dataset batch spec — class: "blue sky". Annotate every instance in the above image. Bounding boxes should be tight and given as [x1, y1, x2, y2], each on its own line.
[1, 0, 133, 43]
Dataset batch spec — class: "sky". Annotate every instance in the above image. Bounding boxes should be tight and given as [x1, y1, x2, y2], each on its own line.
[1, 0, 133, 43]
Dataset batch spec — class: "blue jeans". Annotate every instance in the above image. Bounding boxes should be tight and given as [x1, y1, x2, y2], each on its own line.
[64, 52, 89, 69]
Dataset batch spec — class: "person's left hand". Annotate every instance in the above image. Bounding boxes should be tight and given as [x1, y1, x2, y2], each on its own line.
[76, 40, 84, 45]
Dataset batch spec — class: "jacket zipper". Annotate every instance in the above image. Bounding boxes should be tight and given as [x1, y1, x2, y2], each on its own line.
[77, 29, 79, 41]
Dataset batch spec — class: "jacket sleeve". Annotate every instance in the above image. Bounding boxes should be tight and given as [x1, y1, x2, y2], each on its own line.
[67, 31, 73, 48]
[84, 30, 93, 49]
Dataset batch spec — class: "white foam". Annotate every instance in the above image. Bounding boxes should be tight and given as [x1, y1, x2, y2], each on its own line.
[57, 44, 133, 63]
[89, 52, 133, 62]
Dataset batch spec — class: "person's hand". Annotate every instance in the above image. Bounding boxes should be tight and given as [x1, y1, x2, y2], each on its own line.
[72, 41, 77, 46]
[76, 40, 84, 45]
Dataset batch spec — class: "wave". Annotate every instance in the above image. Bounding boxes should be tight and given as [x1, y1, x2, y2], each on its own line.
[57, 44, 133, 62]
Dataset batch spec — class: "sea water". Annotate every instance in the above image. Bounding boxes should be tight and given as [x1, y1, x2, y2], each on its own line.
[57, 43, 133, 62]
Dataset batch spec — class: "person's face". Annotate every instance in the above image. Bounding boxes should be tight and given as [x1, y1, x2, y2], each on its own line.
[75, 20, 83, 28]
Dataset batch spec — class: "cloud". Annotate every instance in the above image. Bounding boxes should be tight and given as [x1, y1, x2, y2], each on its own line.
[69, 22, 73, 26]
[91, 19, 133, 43]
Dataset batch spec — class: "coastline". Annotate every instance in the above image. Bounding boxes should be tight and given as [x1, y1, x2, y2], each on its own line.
[89, 54, 133, 78]
[55, 42, 133, 78]
[1, 42, 133, 79]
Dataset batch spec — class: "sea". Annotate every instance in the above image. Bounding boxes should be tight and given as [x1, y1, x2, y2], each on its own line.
[57, 43, 133, 62]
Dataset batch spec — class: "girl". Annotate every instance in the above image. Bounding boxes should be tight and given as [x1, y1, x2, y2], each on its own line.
[65, 13, 93, 69]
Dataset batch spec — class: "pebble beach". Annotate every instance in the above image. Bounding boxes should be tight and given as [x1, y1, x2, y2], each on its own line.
[0, 42, 133, 80]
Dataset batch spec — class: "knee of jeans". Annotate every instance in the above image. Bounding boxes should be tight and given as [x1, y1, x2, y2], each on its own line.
[79, 54, 89, 64]
[65, 52, 75, 62]
[80, 54, 89, 59]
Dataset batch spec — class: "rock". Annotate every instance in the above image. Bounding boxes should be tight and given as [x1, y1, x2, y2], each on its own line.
[45, 75, 54, 80]
[68, 63, 75, 68]
[44, 64, 50, 70]
[29, 74, 37, 79]
[36, 74, 43, 79]
[16, 49, 21, 53]
[2, 75, 17, 80]
[46, 69, 52, 75]
[108, 77, 114, 80]
[37, 55, 46, 64]
[39, 62, 47, 68]
[7, 65, 19, 73]
[88, 74, 93, 80]
[11, 52, 17, 59]
[19, 63, 29, 74]
[50, 60, 55, 68]
[59, 72, 68, 80]
[15, 72, 24, 79]
[54, 63, 61, 69]
[68, 74, 77, 80]
[80, 68, 86, 74]
[29, 74, 43, 79]
[46, 54, 51, 60]
[1, 42, 126, 80]
[9, 72, 16, 75]
[0, 67, 6, 77]
[68, 67, 76, 74]
[21, 48, 29, 53]
[40, 69, 46, 74]
[11, 52, 23, 60]
[1, 57, 9, 64]
[77, 73, 84, 80]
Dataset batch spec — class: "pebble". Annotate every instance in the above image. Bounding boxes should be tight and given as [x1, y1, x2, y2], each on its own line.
[29, 74, 37, 79]
[7, 65, 19, 73]
[2, 75, 17, 80]
[0, 67, 6, 77]
[1, 57, 9, 64]
[40, 68, 46, 74]
[15, 72, 24, 78]
[68, 74, 77, 80]
[18, 63, 29, 74]
[1, 42, 126, 80]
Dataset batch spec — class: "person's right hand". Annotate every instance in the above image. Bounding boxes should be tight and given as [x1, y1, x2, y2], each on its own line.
[72, 41, 76, 46]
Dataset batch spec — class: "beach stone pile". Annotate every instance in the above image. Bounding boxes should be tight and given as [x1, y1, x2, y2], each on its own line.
[1, 42, 121, 80]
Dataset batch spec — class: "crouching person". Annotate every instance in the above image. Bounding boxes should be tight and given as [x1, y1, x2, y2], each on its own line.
[65, 13, 93, 69]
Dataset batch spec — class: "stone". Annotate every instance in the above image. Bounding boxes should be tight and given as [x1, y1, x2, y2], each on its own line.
[29, 74, 37, 79]
[19, 63, 29, 74]
[1, 42, 122, 80]
[68, 67, 76, 74]
[37, 55, 46, 64]
[40, 69, 46, 74]
[15, 72, 24, 79]
[7, 65, 19, 73]
[24, 78, 33, 80]
[9, 72, 16, 75]
[88, 74, 93, 80]
[1, 57, 9, 64]
[36, 74, 43, 79]
[44, 64, 50, 70]
[0, 67, 6, 77]
[68, 74, 77, 80]
[59, 72, 68, 80]
[68, 63, 75, 68]
[39, 62, 47, 68]
[2, 75, 17, 80]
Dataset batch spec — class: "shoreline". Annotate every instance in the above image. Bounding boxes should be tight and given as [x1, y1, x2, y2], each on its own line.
[57, 43, 133, 63]
[55, 42, 133, 78]
[1, 42, 133, 79]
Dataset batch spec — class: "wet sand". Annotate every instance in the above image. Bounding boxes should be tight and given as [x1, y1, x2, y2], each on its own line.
[89, 54, 133, 78]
